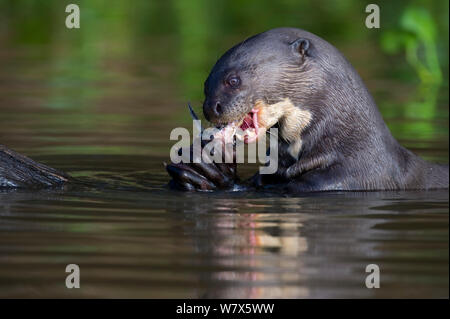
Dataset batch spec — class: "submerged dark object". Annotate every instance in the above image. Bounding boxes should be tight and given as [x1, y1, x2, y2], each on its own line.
[0, 145, 69, 189]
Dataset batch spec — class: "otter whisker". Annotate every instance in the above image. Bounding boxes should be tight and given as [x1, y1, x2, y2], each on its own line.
[187, 102, 205, 136]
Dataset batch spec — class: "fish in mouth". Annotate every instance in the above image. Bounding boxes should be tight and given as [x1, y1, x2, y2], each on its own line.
[188, 102, 270, 146]
[212, 106, 268, 144]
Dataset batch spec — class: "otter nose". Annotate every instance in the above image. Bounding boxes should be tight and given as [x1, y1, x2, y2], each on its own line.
[213, 102, 223, 116]
[203, 100, 224, 121]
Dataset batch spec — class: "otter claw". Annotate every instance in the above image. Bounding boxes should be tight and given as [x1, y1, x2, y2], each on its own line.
[166, 163, 217, 191]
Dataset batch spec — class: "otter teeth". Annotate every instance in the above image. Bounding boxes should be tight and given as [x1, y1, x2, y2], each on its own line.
[212, 108, 263, 144]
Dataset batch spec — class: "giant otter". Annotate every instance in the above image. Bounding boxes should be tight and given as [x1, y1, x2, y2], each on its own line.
[1, 28, 448, 192]
[166, 28, 449, 192]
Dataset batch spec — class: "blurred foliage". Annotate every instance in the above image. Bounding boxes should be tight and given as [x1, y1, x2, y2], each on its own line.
[381, 5, 443, 119]
[382, 7, 441, 84]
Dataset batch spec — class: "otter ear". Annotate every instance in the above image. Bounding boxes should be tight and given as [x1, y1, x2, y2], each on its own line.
[290, 38, 311, 59]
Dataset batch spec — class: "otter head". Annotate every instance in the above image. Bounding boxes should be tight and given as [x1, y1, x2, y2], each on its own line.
[202, 28, 324, 145]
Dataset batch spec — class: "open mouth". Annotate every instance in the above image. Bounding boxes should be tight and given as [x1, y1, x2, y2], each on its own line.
[237, 108, 261, 143]
[213, 106, 265, 144]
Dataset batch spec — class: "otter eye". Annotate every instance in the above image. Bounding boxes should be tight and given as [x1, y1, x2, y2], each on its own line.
[226, 76, 241, 88]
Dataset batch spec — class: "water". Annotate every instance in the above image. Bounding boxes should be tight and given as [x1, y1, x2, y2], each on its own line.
[0, 5, 449, 297]
[1, 187, 448, 298]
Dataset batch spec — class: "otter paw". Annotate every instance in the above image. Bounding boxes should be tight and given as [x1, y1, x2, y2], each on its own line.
[165, 162, 236, 192]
